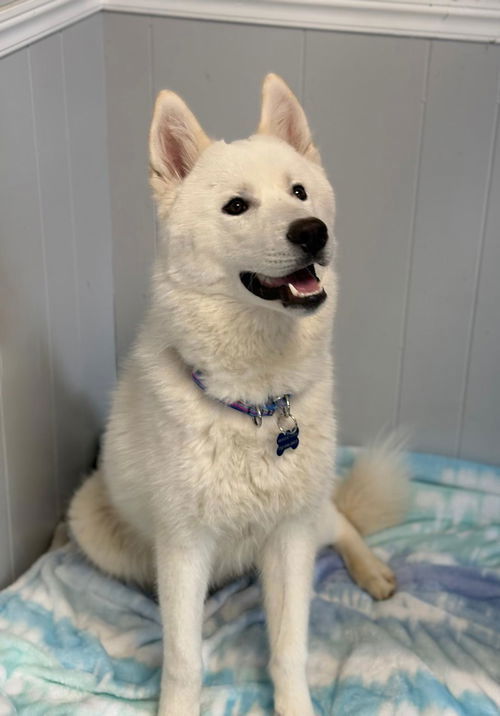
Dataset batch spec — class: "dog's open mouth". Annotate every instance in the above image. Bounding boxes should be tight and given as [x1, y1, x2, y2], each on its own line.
[240, 265, 327, 309]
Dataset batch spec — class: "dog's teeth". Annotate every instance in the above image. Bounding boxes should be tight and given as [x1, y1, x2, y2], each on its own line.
[288, 283, 322, 298]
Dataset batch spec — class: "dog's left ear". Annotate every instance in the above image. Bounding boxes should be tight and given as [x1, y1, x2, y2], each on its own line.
[257, 73, 320, 163]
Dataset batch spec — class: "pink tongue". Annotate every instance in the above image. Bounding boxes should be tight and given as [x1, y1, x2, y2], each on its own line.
[289, 272, 320, 293]
[263, 268, 320, 292]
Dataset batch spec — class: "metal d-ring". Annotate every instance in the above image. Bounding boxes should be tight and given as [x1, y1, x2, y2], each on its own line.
[277, 395, 297, 434]
[253, 407, 263, 427]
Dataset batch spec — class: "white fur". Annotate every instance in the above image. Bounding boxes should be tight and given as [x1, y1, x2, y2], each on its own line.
[68, 74, 409, 715]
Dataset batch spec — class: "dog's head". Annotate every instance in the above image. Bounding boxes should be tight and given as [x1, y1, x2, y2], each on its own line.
[149, 74, 336, 314]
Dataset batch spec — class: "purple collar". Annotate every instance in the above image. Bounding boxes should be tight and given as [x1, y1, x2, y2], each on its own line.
[191, 370, 291, 427]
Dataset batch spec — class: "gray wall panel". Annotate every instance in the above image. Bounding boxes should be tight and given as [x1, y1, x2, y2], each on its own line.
[62, 15, 116, 438]
[152, 17, 304, 142]
[460, 102, 500, 465]
[397, 41, 500, 456]
[0, 15, 116, 586]
[30, 34, 85, 511]
[304, 31, 428, 446]
[0, 49, 58, 576]
[103, 12, 156, 361]
[0, 364, 13, 587]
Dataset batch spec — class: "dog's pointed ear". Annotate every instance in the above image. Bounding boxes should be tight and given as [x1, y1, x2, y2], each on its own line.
[149, 90, 211, 204]
[257, 73, 320, 163]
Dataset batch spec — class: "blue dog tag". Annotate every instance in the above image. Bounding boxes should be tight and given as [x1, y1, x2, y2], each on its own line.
[276, 427, 300, 456]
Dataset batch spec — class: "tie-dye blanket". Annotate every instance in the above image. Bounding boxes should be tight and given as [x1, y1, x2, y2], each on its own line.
[0, 450, 499, 715]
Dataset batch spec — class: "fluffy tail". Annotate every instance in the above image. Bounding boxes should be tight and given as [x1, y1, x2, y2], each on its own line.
[334, 436, 411, 536]
[68, 472, 154, 585]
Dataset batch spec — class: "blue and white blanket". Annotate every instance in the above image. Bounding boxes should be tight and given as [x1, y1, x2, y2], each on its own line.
[1, 449, 499, 715]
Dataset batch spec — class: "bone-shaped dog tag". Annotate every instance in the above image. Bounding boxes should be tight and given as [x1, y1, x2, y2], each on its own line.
[276, 426, 300, 456]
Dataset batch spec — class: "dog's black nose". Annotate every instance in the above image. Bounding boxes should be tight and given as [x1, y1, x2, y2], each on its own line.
[286, 218, 328, 256]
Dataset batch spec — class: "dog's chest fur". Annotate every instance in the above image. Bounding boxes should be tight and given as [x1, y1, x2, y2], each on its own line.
[185, 407, 334, 531]
[105, 349, 336, 543]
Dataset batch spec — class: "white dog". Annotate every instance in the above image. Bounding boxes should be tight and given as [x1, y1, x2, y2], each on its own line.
[69, 74, 409, 716]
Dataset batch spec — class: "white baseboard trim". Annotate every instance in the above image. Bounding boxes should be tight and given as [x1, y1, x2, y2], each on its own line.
[2, 0, 500, 59]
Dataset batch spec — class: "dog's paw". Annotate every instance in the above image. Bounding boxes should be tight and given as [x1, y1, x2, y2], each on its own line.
[352, 556, 396, 600]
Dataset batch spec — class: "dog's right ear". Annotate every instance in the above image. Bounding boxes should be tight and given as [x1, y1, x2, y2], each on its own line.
[149, 90, 211, 207]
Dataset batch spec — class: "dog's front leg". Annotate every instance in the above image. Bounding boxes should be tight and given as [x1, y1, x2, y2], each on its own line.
[156, 535, 213, 716]
[260, 518, 316, 716]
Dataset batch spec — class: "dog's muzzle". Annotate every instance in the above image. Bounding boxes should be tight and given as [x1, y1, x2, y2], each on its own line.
[239, 217, 330, 310]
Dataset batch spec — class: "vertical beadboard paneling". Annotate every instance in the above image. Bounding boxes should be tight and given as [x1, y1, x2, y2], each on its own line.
[0, 49, 57, 576]
[103, 12, 156, 362]
[397, 41, 500, 457]
[62, 15, 116, 445]
[460, 87, 500, 464]
[0, 361, 13, 586]
[30, 33, 85, 511]
[151, 17, 304, 141]
[304, 31, 428, 445]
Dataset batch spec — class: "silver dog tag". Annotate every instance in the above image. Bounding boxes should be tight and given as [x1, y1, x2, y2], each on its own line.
[276, 396, 300, 456]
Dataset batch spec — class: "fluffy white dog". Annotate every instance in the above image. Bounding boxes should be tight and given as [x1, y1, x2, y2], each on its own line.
[69, 74, 408, 716]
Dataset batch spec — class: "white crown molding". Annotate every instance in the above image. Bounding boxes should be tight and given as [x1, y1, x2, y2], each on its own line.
[2, 0, 500, 59]
[0, 0, 98, 58]
[102, 0, 500, 42]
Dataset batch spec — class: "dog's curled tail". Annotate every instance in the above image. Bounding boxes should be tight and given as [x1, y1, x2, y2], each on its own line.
[68, 473, 154, 585]
[334, 436, 411, 536]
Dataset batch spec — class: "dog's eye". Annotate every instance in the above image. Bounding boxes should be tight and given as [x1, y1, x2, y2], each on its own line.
[292, 184, 307, 201]
[222, 197, 249, 216]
